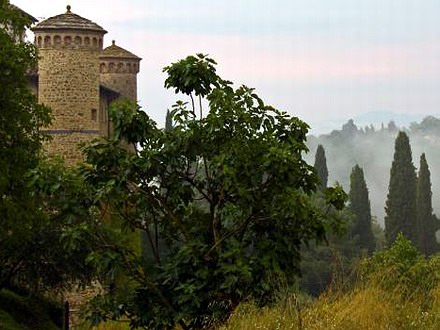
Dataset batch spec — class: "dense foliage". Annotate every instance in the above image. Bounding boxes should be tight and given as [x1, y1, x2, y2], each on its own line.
[80, 54, 347, 329]
[384, 132, 417, 246]
[313, 144, 328, 190]
[416, 153, 439, 255]
[349, 165, 375, 253]
[361, 233, 440, 299]
[0, 1, 114, 296]
[0, 1, 52, 291]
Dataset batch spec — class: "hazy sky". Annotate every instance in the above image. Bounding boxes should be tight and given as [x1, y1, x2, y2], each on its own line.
[12, 0, 440, 134]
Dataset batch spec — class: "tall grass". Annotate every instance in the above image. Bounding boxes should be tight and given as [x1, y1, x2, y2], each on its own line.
[219, 284, 440, 330]
[221, 235, 440, 330]
[79, 285, 440, 330]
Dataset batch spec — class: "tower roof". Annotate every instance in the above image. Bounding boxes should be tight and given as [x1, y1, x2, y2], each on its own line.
[32, 5, 107, 34]
[101, 40, 141, 60]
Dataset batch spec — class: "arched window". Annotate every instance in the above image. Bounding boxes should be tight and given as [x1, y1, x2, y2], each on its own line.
[54, 35, 61, 45]
[44, 35, 51, 46]
[64, 36, 72, 45]
[37, 36, 42, 47]
[84, 37, 90, 46]
[74, 36, 82, 45]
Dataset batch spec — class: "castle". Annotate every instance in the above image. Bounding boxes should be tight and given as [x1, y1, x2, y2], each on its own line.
[28, 5, 141, 162]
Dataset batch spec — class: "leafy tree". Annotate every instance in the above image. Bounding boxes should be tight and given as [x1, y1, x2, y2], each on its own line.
[416, 153, 439, 255]
[0, 1, 51, 291]
[80, 54, 347, 329]
[140, 109, 173, 261]
[165, 109, 173, 131]
[300, 165, 377, 296]
[0, 2, 108, 296]
[349, 165, 375, 253]
[385, 132, 417, 246]
[314, 144, 328, 189]
[299, 213, 359, 296]
[24, 160, 122, 292]
[361, 233, 440, 299]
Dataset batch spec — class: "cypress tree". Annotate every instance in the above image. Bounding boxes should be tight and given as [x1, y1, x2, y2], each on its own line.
[385, 132, 417, 246]
[349, 165, 375, 253]
[416, 153, 439, 255]
[165, 109, 173, 131]
[314, 144, 328, 190]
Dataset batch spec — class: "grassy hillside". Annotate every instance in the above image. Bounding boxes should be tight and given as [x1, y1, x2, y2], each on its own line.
[220, 235, 440, 330]
[76, 283, 440, 330]
[219, 285, 440, 330]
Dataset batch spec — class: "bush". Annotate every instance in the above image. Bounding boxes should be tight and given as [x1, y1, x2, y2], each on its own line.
[361, 233, 440, 299]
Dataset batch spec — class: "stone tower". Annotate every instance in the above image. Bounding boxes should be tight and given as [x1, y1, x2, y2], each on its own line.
[100, 40, 141, 101]
[32, 5, 107, 162]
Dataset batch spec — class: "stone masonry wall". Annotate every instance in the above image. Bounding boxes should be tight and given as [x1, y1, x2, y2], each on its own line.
[37, 37, 102, 163]
[38, 48, 100, 130]
[100, 59, 139, 101]
[43, 132, 100, 163]
[100, 71, 137, 101]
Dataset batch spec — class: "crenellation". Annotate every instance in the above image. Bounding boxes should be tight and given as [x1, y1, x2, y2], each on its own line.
[99, 40, 141, 101]
[30, 5, 141, 164]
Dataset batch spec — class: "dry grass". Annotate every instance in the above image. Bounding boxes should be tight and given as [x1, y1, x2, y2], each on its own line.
[77, 286, 440, 329]
[220, 284, 440, 330]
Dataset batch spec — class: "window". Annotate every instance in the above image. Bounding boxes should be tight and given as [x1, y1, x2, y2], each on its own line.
[44, 35, 51, 46]
[91, 109, 97, 121]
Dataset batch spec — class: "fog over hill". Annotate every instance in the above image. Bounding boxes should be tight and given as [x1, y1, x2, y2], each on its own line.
[306, 116, 440, 226]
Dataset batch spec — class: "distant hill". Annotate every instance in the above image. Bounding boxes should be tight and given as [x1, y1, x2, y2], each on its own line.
[353, 111, 429, 130]
[307, 111, 435, 136]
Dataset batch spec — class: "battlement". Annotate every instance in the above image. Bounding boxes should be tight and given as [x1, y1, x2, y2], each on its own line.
[100, 60, 139, 74]
[100, 40, 141, 73]
[29, 5, 141, 163]
[35, 33, 104, 50]
[32, 5, 106, 51]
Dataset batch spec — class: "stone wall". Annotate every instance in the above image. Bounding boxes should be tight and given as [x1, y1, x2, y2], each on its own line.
[37, 34, 102, 163]
[38, 48, 100, 130]
[100, 60, 139, 101]
[42, 132, 100, 164]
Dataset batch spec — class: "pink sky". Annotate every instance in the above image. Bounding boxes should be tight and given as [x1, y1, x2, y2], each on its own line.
[12, 0, 440, 133]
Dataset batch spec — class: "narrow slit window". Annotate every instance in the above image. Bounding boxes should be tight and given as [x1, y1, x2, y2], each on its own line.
[91, 109, 97, 121]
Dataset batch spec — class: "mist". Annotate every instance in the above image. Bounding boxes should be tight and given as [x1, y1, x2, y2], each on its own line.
[305, 117, 440, 226]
